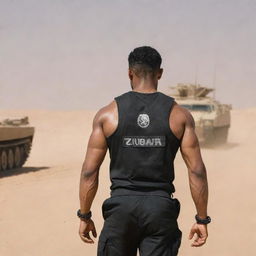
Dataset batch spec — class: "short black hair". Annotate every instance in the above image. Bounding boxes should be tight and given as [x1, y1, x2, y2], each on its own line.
[128, 46, 162, 77]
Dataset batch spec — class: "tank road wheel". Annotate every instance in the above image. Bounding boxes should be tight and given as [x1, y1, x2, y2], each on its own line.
[8, 149, 15, 170]
[214, 127, 229, 144]
[1, 150, 8, 171]
[14, 147, 22, 168]
[219, 127, 229, 143]
[24, 142, 31, 156]
[19, 143, 31, 167]
[16, 142, 32, 168]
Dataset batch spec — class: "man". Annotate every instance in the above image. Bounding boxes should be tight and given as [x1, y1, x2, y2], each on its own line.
[78, 46, 210, 256]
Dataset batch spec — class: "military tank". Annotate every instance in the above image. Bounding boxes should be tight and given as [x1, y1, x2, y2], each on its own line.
[0, 116, 34, 171]
[168, 83, 232, 144]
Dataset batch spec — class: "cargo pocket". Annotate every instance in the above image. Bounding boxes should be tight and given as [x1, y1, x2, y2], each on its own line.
[173, 198, 181, 218]
[171, 228, 182, 256]
[102, 198, 109, 220]
[102, 197, 114, 220]
[102, 196, 120, 220]
[97, 236, 117, 256]
[97, 236, 109, 256]
[164, 196, 181, 219]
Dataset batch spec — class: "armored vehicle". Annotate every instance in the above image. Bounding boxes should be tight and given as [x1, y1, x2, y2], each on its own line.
[0, 116, 34, 171]
[168, 84, 232, 144]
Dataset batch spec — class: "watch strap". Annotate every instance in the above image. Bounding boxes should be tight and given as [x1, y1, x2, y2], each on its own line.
[195, 214, 211, 224]
[77, 209, 92, 220]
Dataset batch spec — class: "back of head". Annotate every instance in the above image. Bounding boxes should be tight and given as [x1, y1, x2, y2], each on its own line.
[128, 46, 162, 78]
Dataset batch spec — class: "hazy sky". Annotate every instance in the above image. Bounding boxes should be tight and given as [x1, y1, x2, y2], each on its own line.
[1, 0, 255, 110]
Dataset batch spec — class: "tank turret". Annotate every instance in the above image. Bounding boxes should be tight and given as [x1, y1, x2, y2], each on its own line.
[170, 83, 214, 98]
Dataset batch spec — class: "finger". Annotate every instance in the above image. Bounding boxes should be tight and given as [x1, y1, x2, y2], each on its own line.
[79, 235, 94, 243]
[199, 235, 207, 243]
[199, 232, 208, 239]
[81, 236, 94, 243]
[194, 233, 200, 243]
[192, 241, 205, 247]
[192, 237, 206, 247]
[198, 232, 207, 243]
[191, 234, 199, 247]
[79, 232, 94, 244]
[92, 227, 97, 238]
[191, 241, 201, 247]
[189, 229, 195, 240]
[199, 238, 206, 245]
[85, 232, 94, 243]
[191, 234, 199, 246]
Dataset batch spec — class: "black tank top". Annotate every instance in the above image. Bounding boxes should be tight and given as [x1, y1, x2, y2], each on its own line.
[106, 90, 180, 197]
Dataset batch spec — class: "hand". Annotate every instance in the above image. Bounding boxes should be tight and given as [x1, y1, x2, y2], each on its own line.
[189, 223, 208, 247]
[78, 218, 97, 244]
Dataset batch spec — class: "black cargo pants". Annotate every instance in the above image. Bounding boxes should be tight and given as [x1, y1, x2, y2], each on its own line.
[97, 194, 182, 256]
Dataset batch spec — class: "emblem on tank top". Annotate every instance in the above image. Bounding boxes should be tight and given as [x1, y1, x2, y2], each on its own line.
[137, 113, 150, 128]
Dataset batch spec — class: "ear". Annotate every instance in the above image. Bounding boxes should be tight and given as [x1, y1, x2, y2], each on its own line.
[128, 69, 133, 80]
[157, 68, 163, 80]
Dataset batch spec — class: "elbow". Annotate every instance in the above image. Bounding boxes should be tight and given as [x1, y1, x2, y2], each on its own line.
[191, 170, 207, 180]
[189, 163, 207, 180]
[81, 169, 99, 183]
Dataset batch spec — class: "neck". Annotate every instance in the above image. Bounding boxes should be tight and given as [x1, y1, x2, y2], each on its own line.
[131, 79, 158, 93]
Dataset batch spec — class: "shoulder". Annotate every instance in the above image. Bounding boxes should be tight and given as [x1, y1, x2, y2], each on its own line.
[93, 91, 130, 124]
[167, 101, 194, 140]
[168, 101, 195, 141]
[171, 101, 195, 126]
[93, 101, 116, 124]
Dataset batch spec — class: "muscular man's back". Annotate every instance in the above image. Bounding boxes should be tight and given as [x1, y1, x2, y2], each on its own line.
[78, 46, 209, 256]
[99, 98, 186, 141]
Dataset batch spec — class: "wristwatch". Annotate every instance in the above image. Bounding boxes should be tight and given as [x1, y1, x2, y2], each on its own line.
[77, 209, 92, 220]
[195, 214, 211, 224]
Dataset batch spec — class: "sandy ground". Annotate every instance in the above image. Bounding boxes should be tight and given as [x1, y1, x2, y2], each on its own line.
[0, 108, 256, 256]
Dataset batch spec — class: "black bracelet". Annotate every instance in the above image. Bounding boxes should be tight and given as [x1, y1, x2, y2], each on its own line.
[77, 209, 92, 220]
[195, 214, 211, 224]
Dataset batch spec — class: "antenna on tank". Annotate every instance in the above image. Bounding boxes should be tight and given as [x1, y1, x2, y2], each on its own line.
[212, 62, 217, 99]
[195, 64, 199, 87]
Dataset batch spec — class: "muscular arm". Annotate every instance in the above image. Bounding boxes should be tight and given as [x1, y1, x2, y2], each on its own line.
[179, 108, 209, 247]
[180, 110, 208, 218]
[79, 109, 108, 215]
[78, 102, 116, 244]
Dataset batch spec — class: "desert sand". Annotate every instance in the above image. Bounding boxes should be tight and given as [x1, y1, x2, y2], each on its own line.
[0, 108, 255, 256]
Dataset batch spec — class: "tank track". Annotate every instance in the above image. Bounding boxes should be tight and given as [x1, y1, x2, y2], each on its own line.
[0, 137, 33, 171]
[202, 126, 229, 145]
[214, 126, 229, 144]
